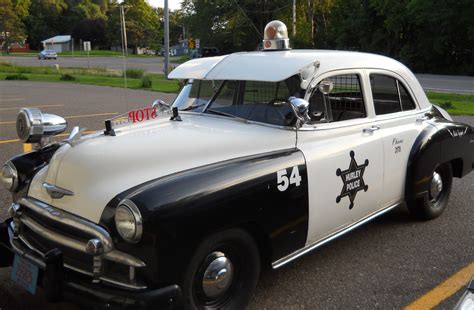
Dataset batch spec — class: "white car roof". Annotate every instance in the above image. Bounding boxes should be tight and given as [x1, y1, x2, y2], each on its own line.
[170, 50, 405, 81]
[169, 49, 431, 109]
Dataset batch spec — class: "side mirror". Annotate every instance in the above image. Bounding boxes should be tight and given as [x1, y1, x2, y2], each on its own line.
[318, 80, 334, 95]
[152, 99, 170, 113]
[288, 96, 310, 128]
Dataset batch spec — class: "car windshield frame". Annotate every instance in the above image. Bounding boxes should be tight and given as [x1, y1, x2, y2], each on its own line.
[172, 77, 303, 127]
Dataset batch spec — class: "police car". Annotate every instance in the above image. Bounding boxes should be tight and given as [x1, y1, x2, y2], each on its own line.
[1, 21, 473, 309]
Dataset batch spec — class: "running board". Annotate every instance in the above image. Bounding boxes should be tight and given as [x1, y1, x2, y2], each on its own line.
[272, 203, 401, 269]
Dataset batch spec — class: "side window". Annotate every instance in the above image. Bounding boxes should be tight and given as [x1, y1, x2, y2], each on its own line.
[308, 74, 366, 123]
[399, 83, 416, 111]
[370, 74, 416, 115]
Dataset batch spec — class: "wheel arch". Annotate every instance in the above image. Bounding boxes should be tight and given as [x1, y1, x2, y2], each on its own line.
[405, 117, 473, 201]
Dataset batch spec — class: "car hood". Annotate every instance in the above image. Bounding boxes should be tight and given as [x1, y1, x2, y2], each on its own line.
[28, 113, 295, 223]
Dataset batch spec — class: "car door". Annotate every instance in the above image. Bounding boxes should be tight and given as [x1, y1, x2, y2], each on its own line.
[366, 71, 427, 207]
[298, 70, 384, 245]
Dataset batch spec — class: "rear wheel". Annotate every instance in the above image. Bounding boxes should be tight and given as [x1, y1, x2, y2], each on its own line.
[407, 163, 453, 220]
[181, 228, 260, 310]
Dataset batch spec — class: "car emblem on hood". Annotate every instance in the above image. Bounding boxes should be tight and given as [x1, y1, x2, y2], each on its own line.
[43, 182, 74, 199]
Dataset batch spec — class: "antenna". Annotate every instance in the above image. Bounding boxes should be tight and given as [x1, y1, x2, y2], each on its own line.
[119, 3, 129, 111]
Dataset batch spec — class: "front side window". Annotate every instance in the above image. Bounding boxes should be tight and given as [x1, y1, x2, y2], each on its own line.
[172, 79, 222, 112]
[370, 74, 416, 115]
[307, 74, 366, 123]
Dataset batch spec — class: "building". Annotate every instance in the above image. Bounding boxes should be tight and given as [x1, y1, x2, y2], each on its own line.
[41, 35, 72, 52]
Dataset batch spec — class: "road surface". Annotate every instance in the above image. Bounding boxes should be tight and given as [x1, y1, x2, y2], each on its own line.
[1, 55, 473, 93]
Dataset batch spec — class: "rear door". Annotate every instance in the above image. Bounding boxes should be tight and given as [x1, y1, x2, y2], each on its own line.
[366, 70, 427, 207]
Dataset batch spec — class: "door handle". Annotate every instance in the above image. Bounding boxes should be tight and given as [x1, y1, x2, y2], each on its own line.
[416, 115, 430, 122]
[363, 125, 380, 133]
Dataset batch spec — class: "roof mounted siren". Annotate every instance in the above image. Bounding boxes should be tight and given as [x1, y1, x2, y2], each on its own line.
[263, 20, 290, 51]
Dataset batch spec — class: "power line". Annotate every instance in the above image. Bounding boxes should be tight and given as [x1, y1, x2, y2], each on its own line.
[231, 0, 263, 38]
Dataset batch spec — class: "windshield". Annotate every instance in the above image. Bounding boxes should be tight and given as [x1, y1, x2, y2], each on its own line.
[173, 75, 303, 126]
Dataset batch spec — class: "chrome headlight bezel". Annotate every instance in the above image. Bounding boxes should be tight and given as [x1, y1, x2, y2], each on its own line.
[114, 199, 143, 243]
[1, 161, 18, 192]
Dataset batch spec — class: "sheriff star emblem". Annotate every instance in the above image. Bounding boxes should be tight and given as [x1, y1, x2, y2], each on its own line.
[336, 151, 369, 209]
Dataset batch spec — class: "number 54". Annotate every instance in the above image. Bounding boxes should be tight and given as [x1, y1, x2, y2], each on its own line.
[277, 166, 302, 192]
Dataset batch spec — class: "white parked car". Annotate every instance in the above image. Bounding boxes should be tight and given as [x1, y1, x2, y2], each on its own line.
[38, 50, 58, 60]
[1, 21, 473, 309]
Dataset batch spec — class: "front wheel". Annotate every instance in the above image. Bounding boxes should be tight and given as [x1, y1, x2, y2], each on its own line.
[181, 228, 260, 310]
[407, 163, 453, 220]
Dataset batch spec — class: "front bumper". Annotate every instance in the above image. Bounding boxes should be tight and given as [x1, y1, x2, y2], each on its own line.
[0, 220, 181, 309]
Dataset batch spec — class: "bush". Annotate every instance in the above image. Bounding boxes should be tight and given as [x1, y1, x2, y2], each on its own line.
[60, 73, 76, 81]
[0, 61, 11, 66]
[125, 68, 144, 79]
[5, 74, 28, 80]
[141, 75, 152, 88]
[439, 101, 453, 109]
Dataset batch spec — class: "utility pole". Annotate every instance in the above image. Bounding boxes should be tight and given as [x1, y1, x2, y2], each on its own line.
[292, 0, 296, 36]
[164, 0, 170, 79]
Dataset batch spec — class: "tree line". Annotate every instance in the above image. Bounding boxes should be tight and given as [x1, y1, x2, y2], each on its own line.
[1, 0, 473, 74]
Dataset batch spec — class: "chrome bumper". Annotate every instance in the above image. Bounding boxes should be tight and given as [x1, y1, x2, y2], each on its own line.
[8, 197, 147, 291]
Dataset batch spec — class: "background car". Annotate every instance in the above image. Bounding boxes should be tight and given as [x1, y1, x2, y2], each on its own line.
[38, 50, 57, 60]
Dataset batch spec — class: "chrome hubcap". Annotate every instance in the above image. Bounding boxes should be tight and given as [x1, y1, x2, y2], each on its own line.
[430, 171, 443, 201]
[202, 252, 234, 299]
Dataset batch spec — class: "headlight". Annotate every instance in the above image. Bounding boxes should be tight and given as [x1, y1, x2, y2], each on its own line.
[1, 161, 18, 192]
[114, 200, 143, 243]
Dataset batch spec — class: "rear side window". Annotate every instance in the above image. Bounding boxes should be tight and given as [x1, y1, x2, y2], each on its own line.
[370, 74, 416, 115]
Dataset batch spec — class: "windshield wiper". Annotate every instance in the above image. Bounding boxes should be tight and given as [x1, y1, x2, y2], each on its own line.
[205, 108, 236, 118]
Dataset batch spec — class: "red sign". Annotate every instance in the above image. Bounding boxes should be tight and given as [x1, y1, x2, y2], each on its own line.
[128, 107, 157, 123]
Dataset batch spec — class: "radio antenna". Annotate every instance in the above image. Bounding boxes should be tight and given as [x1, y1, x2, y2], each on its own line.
[119, 3, 129, 110]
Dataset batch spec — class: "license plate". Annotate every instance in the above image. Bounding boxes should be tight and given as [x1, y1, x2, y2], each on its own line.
[10, 255, 39, 295]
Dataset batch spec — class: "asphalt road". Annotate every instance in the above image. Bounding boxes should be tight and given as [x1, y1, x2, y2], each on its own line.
[0, 81, 473, 310]
[1, 55, 473, 94]
[0, 55, 168, 74]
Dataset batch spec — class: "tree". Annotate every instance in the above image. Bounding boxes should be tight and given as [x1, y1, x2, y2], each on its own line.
[0, 0, 26, 50]
[107, 0, 161, 52]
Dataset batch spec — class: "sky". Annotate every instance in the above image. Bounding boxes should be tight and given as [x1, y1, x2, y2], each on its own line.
[146, 0, 182, 10]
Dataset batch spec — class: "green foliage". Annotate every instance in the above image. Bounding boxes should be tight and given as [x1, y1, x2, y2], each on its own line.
[140, 75, 152, 88]
[0, 0, 26, 45]
[125, 68, 144, 79]
[60, 73, 75, 81]
[5, 73, 28, 80]
[439, 101, 453, 110]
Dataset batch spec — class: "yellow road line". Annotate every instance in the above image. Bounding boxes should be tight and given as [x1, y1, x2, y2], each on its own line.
[64, 112, 118, 119]
[0, 130, 97, 145]
[0, 112, 118, 125]
[0, 138, 20, 144]
[0, 98, 24, 102]
[23, 143, 32, 152]
[404, 262, 474, 310]
[0, 104, 64, 111]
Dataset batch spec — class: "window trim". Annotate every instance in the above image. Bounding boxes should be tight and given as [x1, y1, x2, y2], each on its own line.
[365, 69, 420, 117]
[303, 69, 368, 127]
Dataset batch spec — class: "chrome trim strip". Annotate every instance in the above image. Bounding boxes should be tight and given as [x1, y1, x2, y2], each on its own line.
[19, 197, 113, 252]
[104, 249, 146, 268]
[272, 203, 400, 269]
[21, 214, 87, 253]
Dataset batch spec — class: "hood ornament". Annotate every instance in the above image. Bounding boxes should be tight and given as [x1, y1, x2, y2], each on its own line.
[43, 182, 74, 199]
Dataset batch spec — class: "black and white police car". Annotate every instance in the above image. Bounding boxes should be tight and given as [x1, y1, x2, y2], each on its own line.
[1, 21, 473, 309]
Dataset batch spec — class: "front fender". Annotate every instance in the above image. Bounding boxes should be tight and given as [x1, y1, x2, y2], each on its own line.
[102, 149, 309, 285]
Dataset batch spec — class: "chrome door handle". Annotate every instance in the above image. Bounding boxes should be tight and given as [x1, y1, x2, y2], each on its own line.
[363, 125, 380, 133]
[416, 116, 430, 122]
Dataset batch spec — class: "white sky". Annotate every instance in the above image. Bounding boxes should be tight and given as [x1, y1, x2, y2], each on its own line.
[147, 0, 182, 10]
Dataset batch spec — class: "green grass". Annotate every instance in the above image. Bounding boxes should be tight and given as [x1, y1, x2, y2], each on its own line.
[426, 92, 474, 116]
[0, 63, 180, 93]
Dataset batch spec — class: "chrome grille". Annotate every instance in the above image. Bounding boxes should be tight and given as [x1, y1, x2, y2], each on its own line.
[8, 197, 147, 290]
